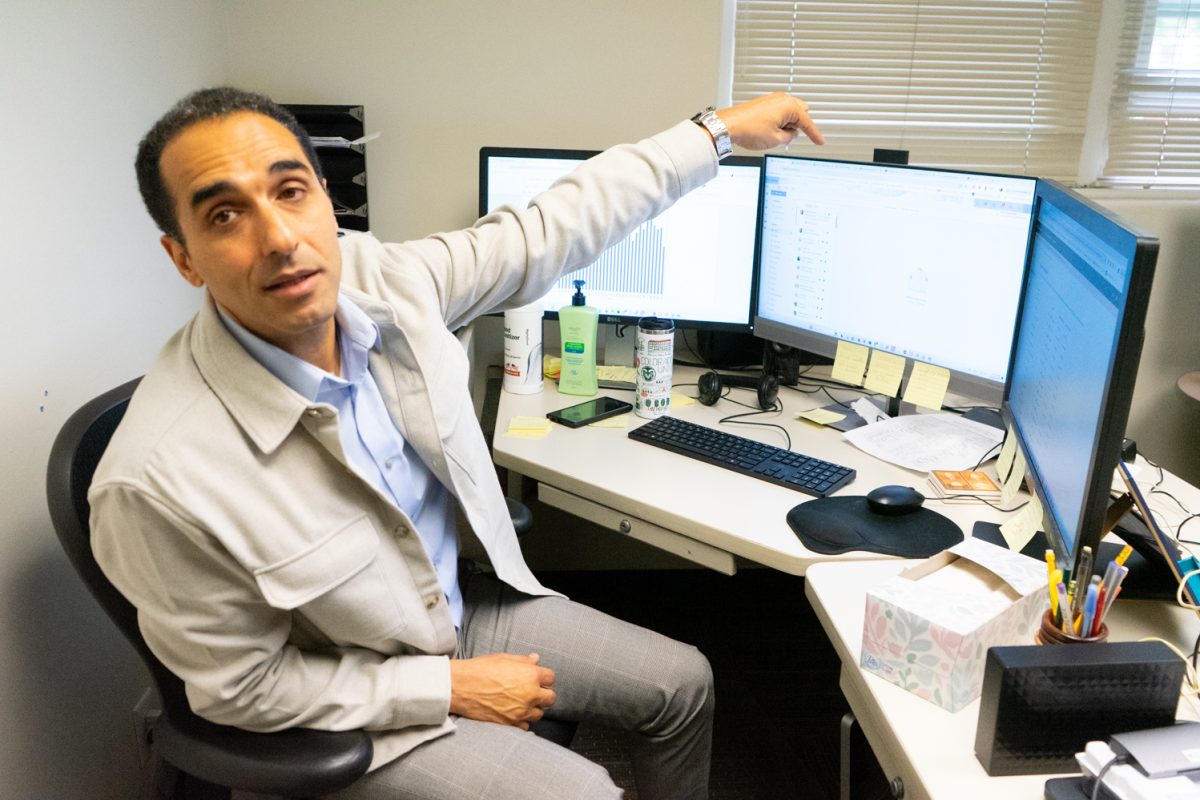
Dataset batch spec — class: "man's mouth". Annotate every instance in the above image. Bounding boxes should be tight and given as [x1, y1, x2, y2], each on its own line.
[266, 270, 319, 292]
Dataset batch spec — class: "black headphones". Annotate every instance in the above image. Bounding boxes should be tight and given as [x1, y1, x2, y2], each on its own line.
[697, 370, 780, 410]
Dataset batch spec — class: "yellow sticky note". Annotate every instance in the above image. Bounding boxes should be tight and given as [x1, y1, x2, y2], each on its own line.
[506, 416, 553, 438]
[588, 415, 628, 429]
[671, 392, 696, 407]
[902, 362, 950, 410]
[864, 350, 906, 397]
[996, 426, 1017, 483]
[798, 408, 846, 426]
[1002, 446, 1026, 506]
[1000, 494, 1043, 552]
[543, 355, 562, 378]
[508, 416, 553, 431]
[831, 340, 869, 386]
[506, 427, 551, 439]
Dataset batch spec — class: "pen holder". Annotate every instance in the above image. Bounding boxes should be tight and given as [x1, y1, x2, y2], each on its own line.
[1034, 609, 1108, 644]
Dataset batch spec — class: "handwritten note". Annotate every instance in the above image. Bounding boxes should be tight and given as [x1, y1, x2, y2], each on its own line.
[831, 340, 869, 386]
[903, 362, 951, 410]
[1000, 494, 1043, 552]
[996, 426, 1017, 484]
[864, 350, 906, 397]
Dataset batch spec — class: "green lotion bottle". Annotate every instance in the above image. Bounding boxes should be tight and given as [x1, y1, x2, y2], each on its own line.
[558, 279, 599, 396]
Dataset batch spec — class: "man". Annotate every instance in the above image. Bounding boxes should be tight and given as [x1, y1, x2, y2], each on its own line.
[91, 87, 822, 799]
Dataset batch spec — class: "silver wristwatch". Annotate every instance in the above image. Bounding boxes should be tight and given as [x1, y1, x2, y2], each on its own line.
[691, 106, 732, 160]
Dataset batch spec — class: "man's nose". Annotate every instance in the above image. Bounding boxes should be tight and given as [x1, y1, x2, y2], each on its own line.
[259, 205, 300, 256]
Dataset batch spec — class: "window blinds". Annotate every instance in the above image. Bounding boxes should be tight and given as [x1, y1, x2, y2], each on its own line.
[1099, 0, 1200, 188]
[732, 1, 1102, 179]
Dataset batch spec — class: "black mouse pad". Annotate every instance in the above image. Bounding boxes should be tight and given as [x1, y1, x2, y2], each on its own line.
[786, 496, 963, 557]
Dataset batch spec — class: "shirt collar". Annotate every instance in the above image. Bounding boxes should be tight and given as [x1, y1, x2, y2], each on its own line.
[216, 295, 381, 402]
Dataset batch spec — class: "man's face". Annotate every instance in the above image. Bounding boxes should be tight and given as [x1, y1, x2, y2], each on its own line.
[158, 112, 342, 358]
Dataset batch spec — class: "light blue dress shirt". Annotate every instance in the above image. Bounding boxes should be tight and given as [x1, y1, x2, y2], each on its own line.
[217, 297, 463, 626]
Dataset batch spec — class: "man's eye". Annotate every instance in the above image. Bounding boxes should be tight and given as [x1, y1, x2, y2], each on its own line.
[210, 209, 237, 226]
[280, 186, 307, 201]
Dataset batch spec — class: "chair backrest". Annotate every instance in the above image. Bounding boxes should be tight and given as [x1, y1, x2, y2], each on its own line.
[45, 377, 187, 709]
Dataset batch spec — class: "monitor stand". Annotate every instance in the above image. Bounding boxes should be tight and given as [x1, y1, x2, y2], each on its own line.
[599, 323, 635, 369]
[971, 494, 1182, 602]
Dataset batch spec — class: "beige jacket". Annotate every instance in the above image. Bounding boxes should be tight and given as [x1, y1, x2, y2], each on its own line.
[90, 120, 717, 768]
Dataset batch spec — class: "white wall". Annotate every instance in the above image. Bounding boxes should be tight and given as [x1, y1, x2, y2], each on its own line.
[1084, 192, 1200, 486]
[1, 3, 227, 797]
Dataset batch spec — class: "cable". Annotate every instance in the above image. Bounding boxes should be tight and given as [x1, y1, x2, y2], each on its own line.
[718, 405, 792, 450]
[1089, 753, 1129, 800]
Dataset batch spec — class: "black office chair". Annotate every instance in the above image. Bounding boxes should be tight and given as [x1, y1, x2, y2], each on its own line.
[47, 378, 572, 799]
[47, 377, 374, 799]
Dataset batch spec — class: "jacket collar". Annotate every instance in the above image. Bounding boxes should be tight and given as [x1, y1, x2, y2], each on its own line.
[189, 290, 422, 458]
[189, 294, 313, 455]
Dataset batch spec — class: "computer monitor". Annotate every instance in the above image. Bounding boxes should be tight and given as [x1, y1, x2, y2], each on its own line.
[1001, 180, 1159, 575]
[753, 155, 1037, 403]
[479, 147, 763, 331]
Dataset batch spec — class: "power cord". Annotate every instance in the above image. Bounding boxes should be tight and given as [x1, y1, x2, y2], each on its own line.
[1089, 753, 1130, 800]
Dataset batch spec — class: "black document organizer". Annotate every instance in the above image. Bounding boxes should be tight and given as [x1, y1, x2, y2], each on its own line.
[284, 104, 370, 232]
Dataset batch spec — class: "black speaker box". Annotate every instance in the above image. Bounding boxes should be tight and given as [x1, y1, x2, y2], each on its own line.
[974, 641, 1184, 776]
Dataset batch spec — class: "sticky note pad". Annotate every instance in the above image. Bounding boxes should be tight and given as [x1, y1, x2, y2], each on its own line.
[543, 355, 562, 378]
[671, 392, 696, 407]
[902, 362, 950, 410]
[588, 415, 628, 429]
[831, 341, 869, 386]
[1000, 494, 1043, 552]
[864, 350, 906, 397]
[798, 408, 846, 426]
[506, 416, 553, 438]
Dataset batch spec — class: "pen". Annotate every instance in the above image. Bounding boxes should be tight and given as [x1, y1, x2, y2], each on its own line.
[1101, 565, 1129, 620]
[1049, 571, 1062, 625]
[1072, 546, 1094, 623]
[1081, 577, 1100, 638]
[1057, 581, 1072, 633]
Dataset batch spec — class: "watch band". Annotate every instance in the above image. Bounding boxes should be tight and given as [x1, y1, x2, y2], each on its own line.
[692, 106, 732, 160]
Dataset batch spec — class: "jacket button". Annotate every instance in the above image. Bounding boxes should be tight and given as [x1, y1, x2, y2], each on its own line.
[394, 525, 409, 538]
[425, 595, 440, 609]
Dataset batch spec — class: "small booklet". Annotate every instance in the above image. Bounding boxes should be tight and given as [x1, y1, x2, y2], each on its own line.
[927, 469, 1001, 500]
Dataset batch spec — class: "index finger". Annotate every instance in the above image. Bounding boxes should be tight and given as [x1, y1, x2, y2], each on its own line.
[537, 665, 555, 687]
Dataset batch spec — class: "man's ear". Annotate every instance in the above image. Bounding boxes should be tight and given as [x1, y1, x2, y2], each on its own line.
[161, 235, 204, 288]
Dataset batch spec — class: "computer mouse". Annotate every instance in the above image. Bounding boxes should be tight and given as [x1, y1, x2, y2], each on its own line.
[866, 485, 925, 516]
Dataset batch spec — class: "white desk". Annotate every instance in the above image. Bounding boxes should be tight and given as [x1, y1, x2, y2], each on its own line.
[805, 558, 1200, 800]
[492, 365, 1013, 575]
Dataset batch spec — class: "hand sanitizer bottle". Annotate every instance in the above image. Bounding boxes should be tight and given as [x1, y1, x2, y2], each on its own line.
[558, 279, 598, 396]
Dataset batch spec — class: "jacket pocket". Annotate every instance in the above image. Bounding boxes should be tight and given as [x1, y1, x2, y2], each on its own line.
[252, 515, 407, 643]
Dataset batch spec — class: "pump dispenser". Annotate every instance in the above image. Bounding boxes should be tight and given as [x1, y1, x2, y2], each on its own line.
[557, 279, 599, 396]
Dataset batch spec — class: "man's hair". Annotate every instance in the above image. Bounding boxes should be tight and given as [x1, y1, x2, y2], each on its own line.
[135, 87, 324, 242]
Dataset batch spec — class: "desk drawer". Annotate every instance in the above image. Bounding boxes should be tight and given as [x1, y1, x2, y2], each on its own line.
[537, 484, 736, 575]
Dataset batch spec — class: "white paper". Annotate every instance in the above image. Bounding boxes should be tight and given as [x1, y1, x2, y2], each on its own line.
[851, 397, 889, 425]
[842, 412, 1006, 472]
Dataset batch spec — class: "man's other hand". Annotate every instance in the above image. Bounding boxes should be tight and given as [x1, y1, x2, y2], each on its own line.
[718, 91, 825, 149]
[449, 652, 557, 730]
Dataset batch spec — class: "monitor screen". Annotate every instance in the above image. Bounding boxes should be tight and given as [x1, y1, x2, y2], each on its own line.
[1002, 180, 1158, 571]
[479, 147, 762, 331]
[753, 155, 1036, 401]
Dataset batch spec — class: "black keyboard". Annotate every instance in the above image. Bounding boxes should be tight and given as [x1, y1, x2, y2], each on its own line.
[628, 415, 856, 498]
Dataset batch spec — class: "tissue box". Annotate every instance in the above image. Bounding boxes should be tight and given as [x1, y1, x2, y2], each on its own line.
[860, 537, 1047, 712]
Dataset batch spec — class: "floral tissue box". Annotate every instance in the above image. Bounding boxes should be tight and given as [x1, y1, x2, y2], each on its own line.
[860, 537, 1048, 712]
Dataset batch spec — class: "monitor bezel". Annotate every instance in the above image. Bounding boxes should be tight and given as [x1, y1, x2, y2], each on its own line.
[751, 152, 1038, 405]
[478, 146, 765, 333]
[1000, 179, 1160, 573]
